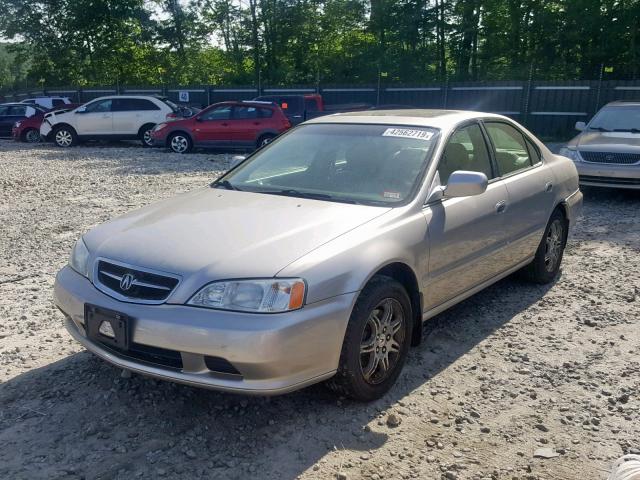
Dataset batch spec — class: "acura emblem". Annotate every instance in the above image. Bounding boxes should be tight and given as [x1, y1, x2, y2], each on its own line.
[120, 273, 135, 291]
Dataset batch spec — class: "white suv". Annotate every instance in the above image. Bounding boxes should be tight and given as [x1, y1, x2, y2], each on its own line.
[40, 95, 176, 147]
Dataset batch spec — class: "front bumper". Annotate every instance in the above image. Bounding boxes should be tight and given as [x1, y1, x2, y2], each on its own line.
[575, 161, 640, 189]
[54, 266, 356, 395]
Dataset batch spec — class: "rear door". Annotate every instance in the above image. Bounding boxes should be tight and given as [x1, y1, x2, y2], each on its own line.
[112, 98, 161, 135]
[482, 121, 556, 263]
[424, 121, 511, 309]
[192, 104, 233, 146]
[76, 98, 113, 135]
[229, 105, 263, 147]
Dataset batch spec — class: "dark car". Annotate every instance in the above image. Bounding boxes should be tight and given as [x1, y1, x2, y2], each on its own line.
[150, 100, 291, 153]
[0, 103, 47, 138]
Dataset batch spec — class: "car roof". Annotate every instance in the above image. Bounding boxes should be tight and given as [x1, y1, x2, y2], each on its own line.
[604, 100, 640, 107]
[1, 102, 43, 108]
[304, 109, 507, 129]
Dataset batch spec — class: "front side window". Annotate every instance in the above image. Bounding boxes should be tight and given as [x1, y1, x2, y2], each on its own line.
[84, 99, 112, 113]
[219, 123, 438, 206]
[484, 122, 532, 176]
[0, 106, 9, 116]
[437, 123, 493, 185]
[200, 105, 232, 121]
[8, 105, 27, 116]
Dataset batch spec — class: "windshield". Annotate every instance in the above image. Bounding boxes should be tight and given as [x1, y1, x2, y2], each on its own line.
[590, 106, 640, 132]
[216, 123, 438, 206]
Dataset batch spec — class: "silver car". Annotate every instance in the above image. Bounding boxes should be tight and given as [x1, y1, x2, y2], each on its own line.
[54, 110, 582, 401]
[560, 101, 640, 189]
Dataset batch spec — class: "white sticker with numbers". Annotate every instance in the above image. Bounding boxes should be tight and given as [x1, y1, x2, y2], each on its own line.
[382, 128, 434, 141]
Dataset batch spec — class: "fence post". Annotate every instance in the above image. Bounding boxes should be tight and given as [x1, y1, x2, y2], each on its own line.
[442, 76, 449, 108]
[522, 63, 534, 127]
[594, 63, 604, 114]
[207, 85, 212, 106]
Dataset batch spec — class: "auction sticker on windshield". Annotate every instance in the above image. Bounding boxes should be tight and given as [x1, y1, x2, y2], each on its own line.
[382, 128, 434, 141]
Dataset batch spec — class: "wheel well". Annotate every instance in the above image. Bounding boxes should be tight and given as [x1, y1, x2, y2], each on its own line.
[53, 123, 76, 135]
[138, 123, 156, 136]
[554, 202, 570, 245]
[373, 263, 423, 347]
[20, 127, 36, 139]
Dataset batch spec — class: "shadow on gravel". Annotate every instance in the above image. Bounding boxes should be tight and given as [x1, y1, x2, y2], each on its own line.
[0, 274, 554, 480]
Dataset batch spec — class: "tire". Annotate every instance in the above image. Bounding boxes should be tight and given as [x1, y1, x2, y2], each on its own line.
[168, 132, 192, 154]
[53, 125, 77, 147]
[521, 208, 567, 284]
[139, 124, 156, 147]
[326, 275, 412, 401]
[256, 134, 275, 149]
[22, 128, 41, 143]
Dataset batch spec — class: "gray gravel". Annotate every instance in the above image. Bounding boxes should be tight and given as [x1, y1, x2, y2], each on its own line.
[0, 139, 638, 480]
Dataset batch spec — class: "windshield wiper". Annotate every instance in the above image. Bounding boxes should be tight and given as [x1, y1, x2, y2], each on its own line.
[262, 189, 358, 204]
[589, 126, 611, 132]
[212, 179, 242, 191]
[612, 128, 640, 133]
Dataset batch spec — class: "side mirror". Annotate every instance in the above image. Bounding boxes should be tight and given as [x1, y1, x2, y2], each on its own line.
[75, 106, 87, 114]
[195, 116, 203, 122]
[230, 155, 246, 168]
[575, 121, 586, 131]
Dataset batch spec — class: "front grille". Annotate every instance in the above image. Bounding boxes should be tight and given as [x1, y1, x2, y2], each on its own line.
[99, 341, 184, 370]
[96, 260, 179, 303]
[580, 151, 640, 165]
[579, 175, 640, 186]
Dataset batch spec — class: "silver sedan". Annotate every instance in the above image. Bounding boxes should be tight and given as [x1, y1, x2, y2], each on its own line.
[54, 110, 582, 401]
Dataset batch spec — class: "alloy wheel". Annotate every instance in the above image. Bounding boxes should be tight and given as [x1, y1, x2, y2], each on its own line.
[170, 135, 188, 153]
[25, 129, 41, 143]
[55, 129, 72, 147]
[359, 298, 406, 385]
[544, 219, 564, 272]
[143, 129, 153, 146]
[260, 136, 273, 147]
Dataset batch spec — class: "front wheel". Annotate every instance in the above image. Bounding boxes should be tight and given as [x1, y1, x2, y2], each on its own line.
[23, 128, 41, 143]
[140, 124, 156, 147]
[521, 209, 567, 284]
[326, 275, 412, 401]
[53, 126, 77, 147]
[168, 133, 192, 154]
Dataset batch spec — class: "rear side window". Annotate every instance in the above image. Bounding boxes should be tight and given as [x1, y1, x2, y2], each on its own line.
[113, 98, 160, 111]
[484, 122, 532, 176]
[234, 106, 259, 119]
[259, 108, 273, 118]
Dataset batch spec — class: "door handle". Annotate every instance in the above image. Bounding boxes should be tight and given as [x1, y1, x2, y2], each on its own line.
[495, 200, 507, 214]
[253, 122, 260, 125]
[544, 182, 553, 192]
[221, 123, 229, 126]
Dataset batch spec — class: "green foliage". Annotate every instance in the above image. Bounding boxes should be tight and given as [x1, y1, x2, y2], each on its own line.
[0, 0, 638, 90]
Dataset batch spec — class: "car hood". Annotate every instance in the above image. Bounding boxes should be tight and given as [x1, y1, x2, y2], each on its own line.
[84, 188, 390, 291]
[571, 131, 640, 153]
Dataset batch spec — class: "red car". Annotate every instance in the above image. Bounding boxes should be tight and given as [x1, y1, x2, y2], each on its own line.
[10, 105, 49, 143]
[150, 100, 291, 153]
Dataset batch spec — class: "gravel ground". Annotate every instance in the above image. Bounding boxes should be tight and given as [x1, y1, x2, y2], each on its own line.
[0, 139, 638, 480]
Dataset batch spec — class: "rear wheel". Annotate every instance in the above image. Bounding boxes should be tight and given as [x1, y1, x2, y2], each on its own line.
[139, 124, 156, 147]
[168, 132, 192, 154]
[53, 126, 77, 147]
[521, 208, 567, 284]
[326, 275, 412, 401]
[23, 128, 41, 143]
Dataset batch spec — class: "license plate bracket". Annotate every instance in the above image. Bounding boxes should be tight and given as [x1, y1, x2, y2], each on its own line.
[85, 304, 131, 350]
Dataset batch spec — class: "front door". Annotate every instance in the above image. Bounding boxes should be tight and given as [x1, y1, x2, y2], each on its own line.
[192, 104, 233, 146]
[76, 99, 113, 135]
[483, 121, 556, 263]
[423, 122, 511, 310]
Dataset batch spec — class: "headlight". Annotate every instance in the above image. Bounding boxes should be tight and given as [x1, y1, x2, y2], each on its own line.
[188, 279, 306, 313]
[14, 121, 21, 128]
[559, 147, 581, 162]
[69, 238, 90, 277]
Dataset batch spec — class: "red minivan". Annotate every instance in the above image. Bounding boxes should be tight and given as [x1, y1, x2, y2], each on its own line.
[150, 101, 291, 153]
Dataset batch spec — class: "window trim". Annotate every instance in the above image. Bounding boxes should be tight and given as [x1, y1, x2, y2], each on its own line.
[480, 119, 544, 179]
[199, 104, 233, 121]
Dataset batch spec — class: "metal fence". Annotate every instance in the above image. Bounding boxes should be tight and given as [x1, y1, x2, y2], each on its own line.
[4, 80, 639, 138]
